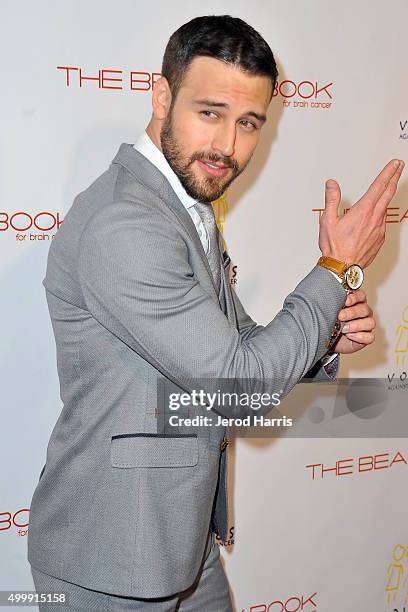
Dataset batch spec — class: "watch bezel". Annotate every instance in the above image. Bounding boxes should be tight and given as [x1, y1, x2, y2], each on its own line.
[344, 264, 364, 290]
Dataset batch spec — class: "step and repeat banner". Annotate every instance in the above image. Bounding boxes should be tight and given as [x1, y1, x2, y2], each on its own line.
[1, 1, 407, 610]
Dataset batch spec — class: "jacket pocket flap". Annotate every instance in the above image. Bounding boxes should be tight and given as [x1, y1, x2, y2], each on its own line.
[110, 433, 199, 468]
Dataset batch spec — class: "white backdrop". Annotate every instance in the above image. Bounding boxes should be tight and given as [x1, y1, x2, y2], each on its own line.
[1, 1, 407, 610]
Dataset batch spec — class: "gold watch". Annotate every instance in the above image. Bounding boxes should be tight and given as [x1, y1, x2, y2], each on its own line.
[318, 256, 364, 291]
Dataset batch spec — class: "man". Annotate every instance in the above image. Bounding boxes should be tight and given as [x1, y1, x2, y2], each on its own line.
[27, 15, 403, 611]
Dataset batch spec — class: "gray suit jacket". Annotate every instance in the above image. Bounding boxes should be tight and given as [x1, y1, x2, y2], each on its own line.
[27, 143, 347, 598]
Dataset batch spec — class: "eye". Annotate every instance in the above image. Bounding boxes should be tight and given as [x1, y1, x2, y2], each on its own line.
[239, 120, 257, 131]
[200, 110, 218, 119]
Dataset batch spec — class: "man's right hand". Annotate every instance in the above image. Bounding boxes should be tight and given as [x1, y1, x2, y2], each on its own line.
[318, 159, 405, 267]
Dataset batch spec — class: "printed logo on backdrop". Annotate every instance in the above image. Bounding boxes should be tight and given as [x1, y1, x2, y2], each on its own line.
[213, 191, 229, 237]
[0, 508, 29, 536]
[388, 306, 408, 391]
[400, 120, 407, 140]
[215, 525, 234, 547]
[0, 211, 63, 242]
[230, 264, 238, 285]
[240, 591, 317, 611]
[312, 206, 408, 225]
[386, 544, 408, 610]
[305, 449, 407, 480]
[56, 67, 333, 113]
[212, 191, 238, 285]
[273, 79, 333, 110]
[57, 66, 160, 92]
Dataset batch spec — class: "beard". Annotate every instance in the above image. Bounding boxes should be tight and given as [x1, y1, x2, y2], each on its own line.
[160, 108, 250, 203]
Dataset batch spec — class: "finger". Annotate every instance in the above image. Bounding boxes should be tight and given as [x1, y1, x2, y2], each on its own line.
[356, 159, 401, 210]
[380, 210, 387, 238]
[345, 289, 366, 306]
[324, 179, 341, 220]
[375, 160, 405, 215]
[344, 331, 375, 345]
[342, 317, 376, 333]
[339, 304, 373, 321]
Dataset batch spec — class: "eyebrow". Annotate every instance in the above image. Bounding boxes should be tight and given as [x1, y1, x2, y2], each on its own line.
[192, 98, 267, 123]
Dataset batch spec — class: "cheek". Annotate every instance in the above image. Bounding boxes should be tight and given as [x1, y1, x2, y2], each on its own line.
[174, 115, 208, 152]
[175, 112, 218, 151]
[235, 136, 258, 167]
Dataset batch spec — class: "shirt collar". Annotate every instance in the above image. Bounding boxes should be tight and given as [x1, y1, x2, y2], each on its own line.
[133, 131, 197, 211]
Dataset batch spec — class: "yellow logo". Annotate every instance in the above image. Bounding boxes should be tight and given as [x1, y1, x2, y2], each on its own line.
[395, 306, 408, 366]
[386, 544, 408, 605]
[212, 191, 229, 251]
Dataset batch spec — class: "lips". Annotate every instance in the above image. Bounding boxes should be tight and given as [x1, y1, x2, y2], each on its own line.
[197, 159, 230, 177]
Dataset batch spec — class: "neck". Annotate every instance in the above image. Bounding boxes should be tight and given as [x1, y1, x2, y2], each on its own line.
[145, 118, 162, 151]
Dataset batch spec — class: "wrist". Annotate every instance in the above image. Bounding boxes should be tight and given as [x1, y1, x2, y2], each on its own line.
[317, 256, 364, 291]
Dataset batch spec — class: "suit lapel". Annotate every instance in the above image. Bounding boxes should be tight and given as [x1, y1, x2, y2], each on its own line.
[113, 143, 222, 302]
[159, 180, 222, 298]
[113, 144, 239, 324]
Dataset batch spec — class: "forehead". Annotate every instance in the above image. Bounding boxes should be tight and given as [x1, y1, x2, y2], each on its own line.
[176, 56, 272, 111]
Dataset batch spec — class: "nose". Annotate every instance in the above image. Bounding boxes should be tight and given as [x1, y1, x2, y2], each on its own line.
[211, 121, 236, 159]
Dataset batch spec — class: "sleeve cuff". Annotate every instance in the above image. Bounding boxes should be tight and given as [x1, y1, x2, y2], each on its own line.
[327, 270, 343, 283]
[322, 352, 339, 379]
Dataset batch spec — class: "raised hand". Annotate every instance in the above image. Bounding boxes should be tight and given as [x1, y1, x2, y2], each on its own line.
[319, 159, 405, 268]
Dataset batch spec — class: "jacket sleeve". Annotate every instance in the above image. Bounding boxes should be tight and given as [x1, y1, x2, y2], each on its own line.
[77, 201, 347, 403]
[229, 280, 341, 382]
[229, 281, 265, 342]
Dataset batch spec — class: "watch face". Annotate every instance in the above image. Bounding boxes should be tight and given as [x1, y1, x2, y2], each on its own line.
[345, 265, 364, 290]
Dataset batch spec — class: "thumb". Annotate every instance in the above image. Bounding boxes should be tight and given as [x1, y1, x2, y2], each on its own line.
[324, 179, 341, 219]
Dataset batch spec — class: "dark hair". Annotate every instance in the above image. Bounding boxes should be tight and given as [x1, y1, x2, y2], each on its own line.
[161, 15, 278, 100]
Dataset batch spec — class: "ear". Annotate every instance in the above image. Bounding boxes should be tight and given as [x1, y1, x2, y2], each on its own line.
[152, 76, 172, 121]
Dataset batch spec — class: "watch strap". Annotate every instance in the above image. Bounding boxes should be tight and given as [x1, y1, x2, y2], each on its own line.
[318, 256, 348, 277]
